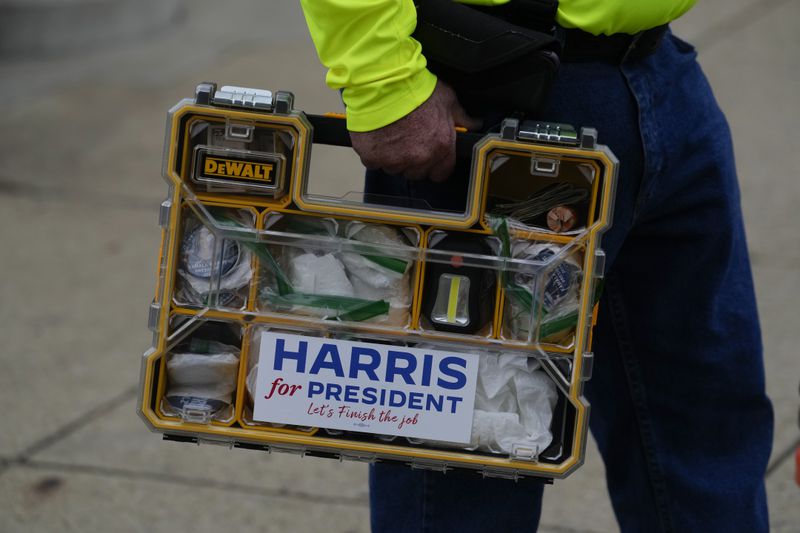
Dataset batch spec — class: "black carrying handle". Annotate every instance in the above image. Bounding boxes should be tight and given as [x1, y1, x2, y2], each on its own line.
[306, 114, 483, 160]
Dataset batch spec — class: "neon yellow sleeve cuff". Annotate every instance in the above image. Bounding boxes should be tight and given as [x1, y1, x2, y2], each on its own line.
[343, 68, 438, 132]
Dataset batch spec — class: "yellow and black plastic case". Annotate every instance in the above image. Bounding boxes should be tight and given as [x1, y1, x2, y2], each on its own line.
[138, 82, 618, 481]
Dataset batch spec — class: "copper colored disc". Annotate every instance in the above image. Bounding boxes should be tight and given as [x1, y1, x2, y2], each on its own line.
[546, 206, 577, 232]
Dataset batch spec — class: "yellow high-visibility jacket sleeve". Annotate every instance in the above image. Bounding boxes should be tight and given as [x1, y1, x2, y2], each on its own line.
[461, 0, 697, 35]
[300, 0, 697, 132]
[299, 0, 437, 132]
[555, 0, 696, 36]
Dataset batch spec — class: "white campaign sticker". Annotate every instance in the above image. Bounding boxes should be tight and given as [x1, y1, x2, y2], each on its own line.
[253, 333, 480, 443]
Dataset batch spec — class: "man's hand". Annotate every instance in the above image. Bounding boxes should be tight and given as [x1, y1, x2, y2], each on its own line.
[349, 81, 481, 182]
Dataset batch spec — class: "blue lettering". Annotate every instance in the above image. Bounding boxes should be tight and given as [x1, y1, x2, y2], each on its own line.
[309, 343, 345, 377]
[325, 383, 342, 401]
[437, 356, 467, 390]
[344, 385, 359, 403]
[362, 387, 377, 405]
[349, 347, 381, 380]
[446, 396, 464, 414]
[386, 350, 417, 385]
[308, 381, 324, 398]
[388, 390, 406, 407]
[273, 338, 307, 372]
[426, 394, 443, 412]
[408, 392, 423, 410]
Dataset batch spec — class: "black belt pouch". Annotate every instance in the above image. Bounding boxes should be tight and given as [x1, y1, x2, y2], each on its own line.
[412, 0, 562, 116]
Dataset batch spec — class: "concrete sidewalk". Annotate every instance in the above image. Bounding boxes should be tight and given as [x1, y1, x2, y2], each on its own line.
[0, 0, 797, 531]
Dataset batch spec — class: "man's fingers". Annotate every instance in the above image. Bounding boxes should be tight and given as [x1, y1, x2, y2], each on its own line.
[348, 80, 477, 183]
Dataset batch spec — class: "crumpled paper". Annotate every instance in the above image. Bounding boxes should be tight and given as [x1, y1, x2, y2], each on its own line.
[289, 252, 355, 297]
[470, 353, 558, 455]
[418, 349, 558, 456]
[339, 223, 412, 325]
[163, 340, 240, 421]
[272, 223, 413, 324]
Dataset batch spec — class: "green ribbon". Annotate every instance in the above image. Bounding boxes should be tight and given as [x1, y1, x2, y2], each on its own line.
[267, 292, 390, 322]
[538, 280, 605, 338]
[208, 209, 390, 322]
[361, 252, 408, 274]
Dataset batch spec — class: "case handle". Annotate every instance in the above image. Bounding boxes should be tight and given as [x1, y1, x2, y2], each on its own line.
[306, 113, 482, 160]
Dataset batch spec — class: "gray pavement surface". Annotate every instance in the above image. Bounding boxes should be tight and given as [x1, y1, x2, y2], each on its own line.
[0, 0, 798, 531]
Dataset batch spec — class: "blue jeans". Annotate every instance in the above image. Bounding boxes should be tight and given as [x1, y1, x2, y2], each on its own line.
[365, 31, 774, 532]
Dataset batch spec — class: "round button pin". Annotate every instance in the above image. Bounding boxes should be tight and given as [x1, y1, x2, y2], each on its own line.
[181, 224, 241, 279]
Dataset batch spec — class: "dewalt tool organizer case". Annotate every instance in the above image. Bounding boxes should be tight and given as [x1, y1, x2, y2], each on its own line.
[138, 82, 618, 480]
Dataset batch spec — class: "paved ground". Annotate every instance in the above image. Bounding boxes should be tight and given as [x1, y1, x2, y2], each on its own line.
[0, 0, 797, 531]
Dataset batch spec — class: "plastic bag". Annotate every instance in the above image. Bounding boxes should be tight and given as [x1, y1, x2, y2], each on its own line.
[470, 353, 558, 455]
[416, 347, 558, 456]
[162, 339, 240, 422]
[505, 241, 582, 341]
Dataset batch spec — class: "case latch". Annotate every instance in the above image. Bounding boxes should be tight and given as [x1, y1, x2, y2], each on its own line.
[409, 459, 450, 473]
[270, 445, 307, 457]
[518, 121, 579, 145]
[511, 444, 540, 462]
[530, 155, 560, 176]
[481, 468, 521, 481]
[340, 452, 378, 464]
[212, 85, 273, 110]
[197, 436, 234, 448]
[178, 405, 214, 425]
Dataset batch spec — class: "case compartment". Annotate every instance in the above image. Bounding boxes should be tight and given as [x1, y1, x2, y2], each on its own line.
[418, 229, 499, 338]
[254, 211, 422, 328]
[156, 317, 243, 426]
[499, 238, 587, 349]
[172, 204, 257, 311]
[484, 145, 602, 237]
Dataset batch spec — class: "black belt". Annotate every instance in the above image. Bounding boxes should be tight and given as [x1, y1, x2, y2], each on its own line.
[560, 25, 668, 63]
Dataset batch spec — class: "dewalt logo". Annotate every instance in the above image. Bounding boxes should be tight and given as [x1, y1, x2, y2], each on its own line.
[201, 155, 276, 185]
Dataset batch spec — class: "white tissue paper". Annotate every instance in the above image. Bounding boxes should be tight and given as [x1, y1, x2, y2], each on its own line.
[289, 252, 355, 297]
[164, 341, 240, 421]
[282, 251, 357, 318]
[419, 349, 558, 456]
[339, 223, 412, 325]
[469, 353, 558, 455]
[168, 352, 239, 392]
